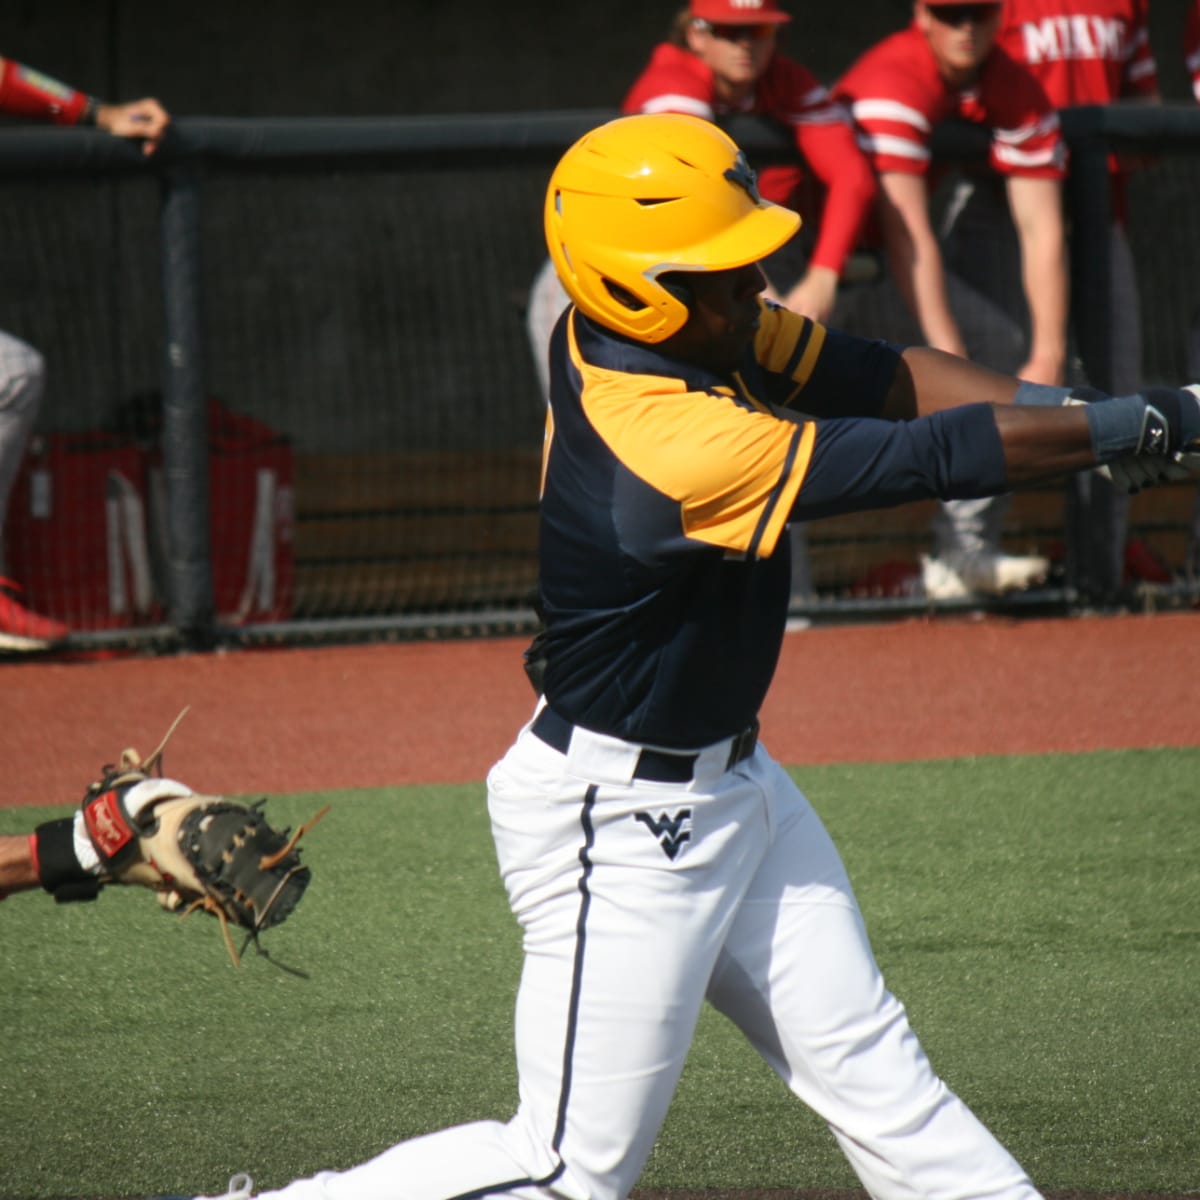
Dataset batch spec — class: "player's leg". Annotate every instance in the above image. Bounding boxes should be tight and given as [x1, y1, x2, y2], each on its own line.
[482, 730, 774, 1199]
[0, 330, 69, 651]
[0, 330, 45, 548]
[707, 751, 1041, 1200]
[255, 717, 773, 1200]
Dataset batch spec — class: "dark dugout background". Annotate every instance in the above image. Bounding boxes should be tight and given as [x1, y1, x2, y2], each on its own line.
[1, 0, 1197, 633]
[4, 0, 1195, 119]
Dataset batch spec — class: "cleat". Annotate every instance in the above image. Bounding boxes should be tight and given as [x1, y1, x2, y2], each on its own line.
[152, 1174, 254, 1200]
[921, 552, 1050, 599]
[970, 552, 1051, 594]
[0, 577, 68, 651]
[920, 554, 970, 600]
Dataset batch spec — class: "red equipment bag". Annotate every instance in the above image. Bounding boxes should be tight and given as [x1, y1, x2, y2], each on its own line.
[6, 433, 157, 629]
[143, 401, 295, 625]
[206, 402, 295, 624]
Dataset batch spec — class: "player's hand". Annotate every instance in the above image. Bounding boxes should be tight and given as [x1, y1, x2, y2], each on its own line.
[95, 98, 170, 155]
[1016, 350, 1066, 387]
[781, 266, 839, 324]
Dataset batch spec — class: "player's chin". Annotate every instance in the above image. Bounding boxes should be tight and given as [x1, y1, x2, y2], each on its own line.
[709, 326, 757, 372]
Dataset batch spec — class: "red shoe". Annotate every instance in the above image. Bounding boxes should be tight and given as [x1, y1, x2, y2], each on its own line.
[0, 578, 69, 651]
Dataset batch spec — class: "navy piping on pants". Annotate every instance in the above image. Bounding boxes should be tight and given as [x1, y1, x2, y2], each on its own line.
[446, 786, 599, 1200]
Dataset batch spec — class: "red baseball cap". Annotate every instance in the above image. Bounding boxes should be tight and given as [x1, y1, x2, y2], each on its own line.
[690, 0, 792, 25]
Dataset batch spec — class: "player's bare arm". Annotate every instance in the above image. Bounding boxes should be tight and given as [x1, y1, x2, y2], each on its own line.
[877, 171, 967, 357]
[880, 345, 1019, 419]
[780, 264, 840, 323]
[0, 834, 38, 896]
[0, 55, 169, 153]
[1006, 174, 1068, 385]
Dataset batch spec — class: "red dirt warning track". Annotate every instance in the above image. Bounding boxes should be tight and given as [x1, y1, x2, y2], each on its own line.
[3, 610, 1198, 806]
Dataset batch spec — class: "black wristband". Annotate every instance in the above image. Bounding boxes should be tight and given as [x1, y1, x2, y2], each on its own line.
[78, 96, 100, 127]
[34, 818, 102, 902]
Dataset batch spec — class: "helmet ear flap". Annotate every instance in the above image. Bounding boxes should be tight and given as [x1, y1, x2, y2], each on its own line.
[659, 276, 694, 310]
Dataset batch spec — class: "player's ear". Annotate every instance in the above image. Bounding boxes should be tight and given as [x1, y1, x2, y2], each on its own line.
[683, 16, 708, 55]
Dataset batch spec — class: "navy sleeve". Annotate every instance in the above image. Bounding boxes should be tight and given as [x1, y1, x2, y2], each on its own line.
[788, 327, 903, 419]
[792, 404, 1009, 520]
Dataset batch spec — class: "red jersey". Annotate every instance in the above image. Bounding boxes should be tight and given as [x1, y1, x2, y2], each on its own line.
[995, 0, 1158, 105]
[1188, 0, 1200, 102]
[833, 26, 1065, 180]
[621, 43, 877, 277]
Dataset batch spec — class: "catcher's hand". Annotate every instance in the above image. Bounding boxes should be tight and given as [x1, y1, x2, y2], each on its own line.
[77, 710, 327, 965]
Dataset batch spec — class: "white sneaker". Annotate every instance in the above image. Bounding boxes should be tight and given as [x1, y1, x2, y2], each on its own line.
[920, 554, 970, 599]
[154, 1174, 254, 1200]
[962, 552, 1050, 595]
[922, 552, 1050, 599]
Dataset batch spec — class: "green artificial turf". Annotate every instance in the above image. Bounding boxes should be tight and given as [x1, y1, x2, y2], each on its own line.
[1, 749, 1197, 1198]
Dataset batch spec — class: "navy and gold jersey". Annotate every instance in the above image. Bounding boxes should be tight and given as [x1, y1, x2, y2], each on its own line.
[537, 300, 905, 748]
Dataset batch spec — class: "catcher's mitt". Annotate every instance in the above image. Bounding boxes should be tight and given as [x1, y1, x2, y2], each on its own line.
[79, 710, 328, 966]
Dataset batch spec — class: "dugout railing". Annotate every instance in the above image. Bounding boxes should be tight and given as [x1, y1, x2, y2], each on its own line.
[0, 105, 1197, 652]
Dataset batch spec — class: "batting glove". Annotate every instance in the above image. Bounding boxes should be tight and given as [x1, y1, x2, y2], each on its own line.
[1069, 385, 1200, 494]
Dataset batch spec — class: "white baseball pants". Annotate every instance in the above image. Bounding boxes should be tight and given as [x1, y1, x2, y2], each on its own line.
[262, 707, 1041, 1200]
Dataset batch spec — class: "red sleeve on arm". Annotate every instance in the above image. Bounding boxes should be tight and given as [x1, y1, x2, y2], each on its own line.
[757, 56, 878, 274]
[832, 34, 942, 178]
[621, 44, 715, 118]
[0, 57, 90, 124]
[981, 54, 1066, 179]
[792, 120, 878, 273]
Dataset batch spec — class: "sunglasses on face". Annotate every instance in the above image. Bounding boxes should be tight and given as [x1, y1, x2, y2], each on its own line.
[927, 3, 1002, 25]
[696, 21, 777, 42]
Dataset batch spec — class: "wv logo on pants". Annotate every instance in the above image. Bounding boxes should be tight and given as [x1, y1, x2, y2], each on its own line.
[633, 809, 693, 860]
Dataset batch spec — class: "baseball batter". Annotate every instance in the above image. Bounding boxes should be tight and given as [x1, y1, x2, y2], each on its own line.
[159, 114, 1200, 1200]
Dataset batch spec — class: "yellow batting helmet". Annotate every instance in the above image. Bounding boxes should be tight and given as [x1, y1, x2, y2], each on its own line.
[544, 113, 801, 343]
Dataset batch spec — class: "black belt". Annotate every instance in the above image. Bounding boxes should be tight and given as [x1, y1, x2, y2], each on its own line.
[531, 706, 758, 784]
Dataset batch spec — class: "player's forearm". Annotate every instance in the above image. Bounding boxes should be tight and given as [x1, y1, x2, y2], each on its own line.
[798, 388, 1200, 519]
[998, 387, 1200, 483]
[1016, 215, 1069, 384]
[0, 833, 40, 896]
[804, 154, 877, 275]
[0, 819, 100, 900]
[881, 346, 1018, 421]
[911, 267, 965, 356]
[878, 175, 966, 356]
[993, 403, 1093, 482]
[885, 237, 964, 357]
